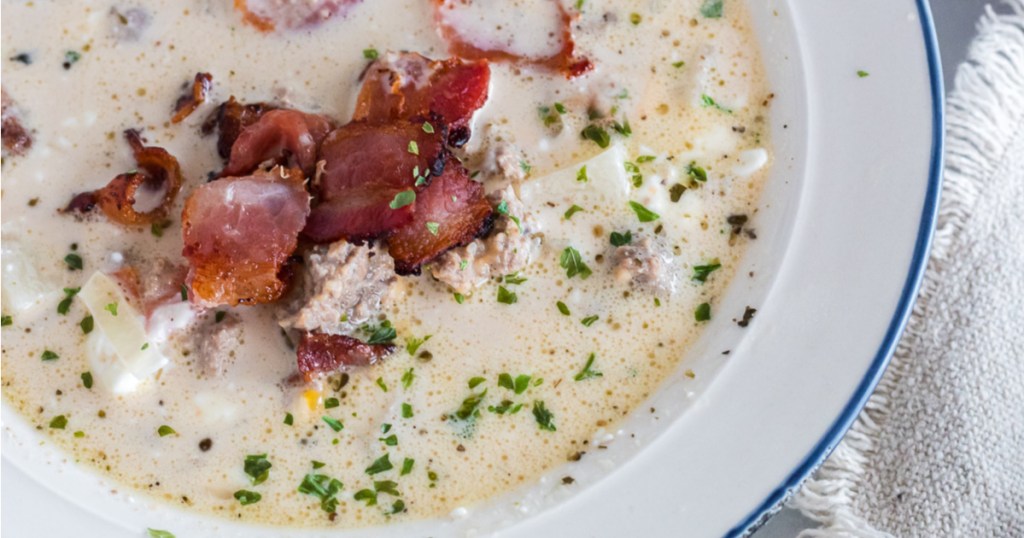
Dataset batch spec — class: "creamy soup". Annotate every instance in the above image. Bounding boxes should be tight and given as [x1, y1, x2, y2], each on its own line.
[1, 0, 772, 529]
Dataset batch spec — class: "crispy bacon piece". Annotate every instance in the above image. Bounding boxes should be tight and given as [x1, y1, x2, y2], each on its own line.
[434, 0, 592, 78]
[296, 331, 394, 380]
[354, 53, 490, 146]
[2, 88, 32, 156]
[387, 163, 493, 274]
[221, 109, 334, 177]
[202, 97, 277, 159]
[171, 72, 213, 124]
[182, 167, 310, 307]
[303, 120, 447, 243]
[235, 0, 362, 31]
[63, 130, 184, 226]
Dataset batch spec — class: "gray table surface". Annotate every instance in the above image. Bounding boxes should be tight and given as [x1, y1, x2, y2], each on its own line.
[752, 1, 996, 536]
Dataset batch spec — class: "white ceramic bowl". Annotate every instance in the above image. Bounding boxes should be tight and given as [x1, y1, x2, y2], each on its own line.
[1, 0, 942, 536]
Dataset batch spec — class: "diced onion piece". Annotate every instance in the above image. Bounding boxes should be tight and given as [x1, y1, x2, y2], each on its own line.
[79, 272, 168, 393]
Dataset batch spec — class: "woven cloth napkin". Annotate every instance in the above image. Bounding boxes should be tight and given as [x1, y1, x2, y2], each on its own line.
[787, 4, 1024, 536]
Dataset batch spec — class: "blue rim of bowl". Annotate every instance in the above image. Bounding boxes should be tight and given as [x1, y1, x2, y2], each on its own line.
[726, 0, 945, 536]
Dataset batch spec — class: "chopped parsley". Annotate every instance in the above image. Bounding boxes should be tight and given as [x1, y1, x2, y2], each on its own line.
[857, 70, 870, 78]
[670, 183, 687, 202]
[504, 272, 528, 285]
[150, 219, 172, 238]
[532, 401, 556, 431]
[365, 453, 393, 475]
[520, 159, 532, 175]
[403, 334, 432, 354]
[312, 460, 326, 469]
[81, 371, 93, 389]
[401, 367, 416, 389]
[700, 0, 724, 19]
[692, 260, 722, 282]
[612, 118, 632, 137]
[57, 287, 80, 315]
[375, 377, 388, 392]
[573, 353, 603, 381]
[363, 320, 397, 344]
[453, 292, 466, 304]
[453, 389, 488, 421]
[629, 12, 642, 25]
[628, 201, 660, 222]
[407, 140, 419, 155]
[284, 413, 294, 426]
[64, 253, 83, 271]
[700, 94, 732, 113]
[363, 48, 379, 60]
[180, 285, 188, 301]
[41, 350, 59, 361]
[324, 397, 340, 409]
[610, 230, 633, 246]
[422, 121, 435, 133]
[147, 530, 175, 538]
[104, 302, 118, 316]
[244, 454, 272, 485]
[379, 434, 398, 446]
[560, 246, 593, 279]
[695, 302, 712, 322]
[401, 403, 414, 418]
[563, 204, 585, 220]
[1, 315, 11, 327]
[157, 425, 176, 437]
[636, 155, 656, 163]
[672, 60, 686, 68]
[488, 400, 524, 415]
[49, 415, 68, 429]
[624, 161, 643, 187]
[576, 165, 589, 182]
[581, 315, 599, 327]
[468, 376, 486, 389]
[498, 373, 532, 394]
[298, 473, 344, 513]
[401, 457, 415, 476]
[62, 50, 81, 69]
[581, 124, 611, 148]
[234, 490, 262, 505]
[425, 221, 440, 235]
[687, 162, 708, 183]
[497, 286, 518, 305]
[389, 190, 416, 210]
[556, 301, 571, 316]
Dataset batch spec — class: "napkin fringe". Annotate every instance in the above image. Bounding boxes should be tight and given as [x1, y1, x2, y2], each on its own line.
[789, 4, 1024, 536]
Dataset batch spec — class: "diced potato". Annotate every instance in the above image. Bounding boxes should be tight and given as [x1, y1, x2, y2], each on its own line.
[1, 236, 58, 314]
[78, 272, 168, 393]
[519, 144, 630, 258]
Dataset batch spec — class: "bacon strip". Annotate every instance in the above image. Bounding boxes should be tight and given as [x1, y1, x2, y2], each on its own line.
[202, 97, 277, 159]
[303, 119, 447, 243]
[296, 332, 395, 380]
[63, 130, 184, 226]
[434, 0, 592, 78]
[171, 72, 213, 124]
[354, 52, 490, 147]
[387, 162, 493, 274]
[2, 88, 32, 156]
[182, 167, 310, 307]
[221, 109, 334, 177]
[235, 0, 362, 31]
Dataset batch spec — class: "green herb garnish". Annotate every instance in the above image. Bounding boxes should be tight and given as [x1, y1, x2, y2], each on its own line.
[628, 201, 660, 222]
[560, 246, 593, 279]
[41, 350, 59, 361]
[81, 371, 93, 389]
[244, 454, 272, 485]
[365, 454, 393, 475]
[234, 490, 262, 505]
[692, 260, 722, 282]
[610, 230, 632, 246]
[64, 253, 83, 271]
[157, 425, 176, 437]
[581, 124, 611, 148]
[532, 401, 557, 431]
[573, 353, 603, 381]
[497, 286, 518, 305]
[389, 190, 416, 210]
[695, 302, 712, 321]
[556, 301, 571, 316]
[700, 0, 723, 19]
[49, 415, 68, 429]
[581, 315, 599, 327]
[563, 204, 585, 220]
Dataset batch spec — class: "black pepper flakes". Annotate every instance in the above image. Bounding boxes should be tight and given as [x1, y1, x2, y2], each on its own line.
[737, 306, 757, 328]
[562, 476, 575, 485]
[198, 438, 212, 451]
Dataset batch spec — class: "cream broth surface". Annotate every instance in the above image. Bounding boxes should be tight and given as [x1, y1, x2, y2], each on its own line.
[1, 0, 772, 528]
